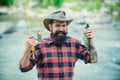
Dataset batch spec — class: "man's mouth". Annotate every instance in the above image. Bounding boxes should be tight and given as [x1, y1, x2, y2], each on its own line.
[58, 32, 64, 36]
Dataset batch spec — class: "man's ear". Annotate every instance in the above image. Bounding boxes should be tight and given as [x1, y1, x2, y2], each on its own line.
[49, 24, 52, 31]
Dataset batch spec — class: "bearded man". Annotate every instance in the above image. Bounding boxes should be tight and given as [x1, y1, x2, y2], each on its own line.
[19, 11, 98, 80]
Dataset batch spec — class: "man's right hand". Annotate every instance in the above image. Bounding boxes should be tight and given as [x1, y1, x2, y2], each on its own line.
[26, 35, 35, 49]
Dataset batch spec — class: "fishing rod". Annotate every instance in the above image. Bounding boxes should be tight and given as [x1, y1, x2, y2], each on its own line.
[24, 0, 42, 56]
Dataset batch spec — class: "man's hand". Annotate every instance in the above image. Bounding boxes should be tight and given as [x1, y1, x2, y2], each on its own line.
[84, 28, 93, 40]
[26, 35, 35, 49]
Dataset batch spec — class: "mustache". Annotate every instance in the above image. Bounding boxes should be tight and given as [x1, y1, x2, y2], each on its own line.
[51, 31, 67, 47]
[54, 31, 67, 36]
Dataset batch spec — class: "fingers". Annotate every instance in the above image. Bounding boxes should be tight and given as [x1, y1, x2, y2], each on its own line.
[28, 35, 34, 39]
[84, 28, 94, 39]
[26, 35, 35, 48]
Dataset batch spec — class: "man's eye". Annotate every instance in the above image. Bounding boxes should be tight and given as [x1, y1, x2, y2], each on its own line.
[56, 24, 60, 27]
[63, 25, 66, 27]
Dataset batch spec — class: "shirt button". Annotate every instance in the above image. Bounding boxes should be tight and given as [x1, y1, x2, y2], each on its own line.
[58, 52, 62, 57]
[59, 62, 63, 67]
[59, 54, 62, 57]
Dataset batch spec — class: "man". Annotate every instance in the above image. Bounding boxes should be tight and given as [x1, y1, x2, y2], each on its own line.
[19, 11, 98, 80]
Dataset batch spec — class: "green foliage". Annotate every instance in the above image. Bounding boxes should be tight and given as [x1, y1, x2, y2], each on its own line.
[34, 0, 120, 16]
[83, 0, 102, 11]
[0, 0, 13, 7]
[64, 0, 74, 2]
[96, 1, 101, 10]
[116, 1, 120, 7]
[37, 0, 64, 8]
[108, 4, 115, 14]
[53, 0, 64, 8]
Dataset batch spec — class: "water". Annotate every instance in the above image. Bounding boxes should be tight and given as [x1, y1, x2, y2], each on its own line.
[0, 20, 120, 80]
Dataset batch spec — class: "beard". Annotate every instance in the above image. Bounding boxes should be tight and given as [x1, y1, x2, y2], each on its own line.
[51, 31, 67, 47]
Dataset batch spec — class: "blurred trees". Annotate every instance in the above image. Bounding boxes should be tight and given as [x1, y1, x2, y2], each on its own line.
[81, 0, 102, 11]
[37, 0, 64, 8]
[0, 0, 13, 7]
[0, 0, 119, 17]
[108, 1, 120, 15]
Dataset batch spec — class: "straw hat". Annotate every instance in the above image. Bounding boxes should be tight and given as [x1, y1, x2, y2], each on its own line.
[43, 11, 73, 31]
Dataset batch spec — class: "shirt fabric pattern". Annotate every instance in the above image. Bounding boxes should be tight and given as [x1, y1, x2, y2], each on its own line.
[19, 36, 91, 80]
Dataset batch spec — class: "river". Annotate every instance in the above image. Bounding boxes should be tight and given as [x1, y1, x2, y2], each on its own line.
[0, 19, 120, 80]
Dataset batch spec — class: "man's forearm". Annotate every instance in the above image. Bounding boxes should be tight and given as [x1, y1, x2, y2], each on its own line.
[19, 47, 31, 67]
[89, 40, 98, 63]
[83, 26, 98, 63]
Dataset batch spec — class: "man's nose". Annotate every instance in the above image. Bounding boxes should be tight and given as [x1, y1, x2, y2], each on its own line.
[59, 26, 64, 31]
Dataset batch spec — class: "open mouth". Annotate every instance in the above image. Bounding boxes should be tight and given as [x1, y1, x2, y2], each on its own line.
[57, 31, 65, 36]
[58, 32, 64, 36]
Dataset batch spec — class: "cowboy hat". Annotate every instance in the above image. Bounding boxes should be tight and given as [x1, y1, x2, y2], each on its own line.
[43, 11, 73, 31]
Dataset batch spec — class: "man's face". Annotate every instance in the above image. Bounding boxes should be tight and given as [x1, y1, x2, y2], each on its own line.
[49, 20, 67, 35]
[49, 20, 68, 47]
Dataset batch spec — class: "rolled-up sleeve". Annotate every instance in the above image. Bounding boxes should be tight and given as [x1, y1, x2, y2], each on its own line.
[75, 42, 91, 64]
[19, 56, 37, 72]
[19, 44, 40, 72]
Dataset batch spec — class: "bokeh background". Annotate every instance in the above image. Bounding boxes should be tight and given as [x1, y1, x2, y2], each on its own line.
[0, 0, 120, 80]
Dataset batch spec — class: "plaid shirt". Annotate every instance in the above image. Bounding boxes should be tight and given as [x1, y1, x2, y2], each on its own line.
[19, 36, 91, 80]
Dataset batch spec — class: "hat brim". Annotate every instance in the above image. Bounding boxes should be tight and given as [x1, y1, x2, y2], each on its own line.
[43, 18, 73, 31]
